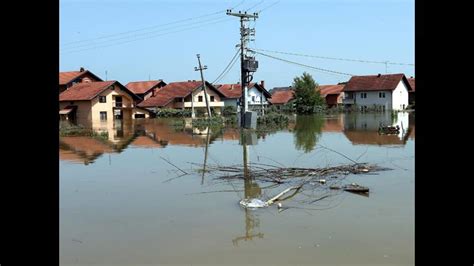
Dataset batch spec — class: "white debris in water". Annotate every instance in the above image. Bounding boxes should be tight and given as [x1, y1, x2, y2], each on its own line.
[239, 198, 268, 208]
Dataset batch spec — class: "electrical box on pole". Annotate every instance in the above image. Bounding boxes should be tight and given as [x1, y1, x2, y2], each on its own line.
[226, 9, 259, 128]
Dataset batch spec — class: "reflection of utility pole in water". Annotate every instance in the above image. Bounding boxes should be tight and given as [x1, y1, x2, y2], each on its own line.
[201, 129, 210, 185]
[232, 130, 264, 246]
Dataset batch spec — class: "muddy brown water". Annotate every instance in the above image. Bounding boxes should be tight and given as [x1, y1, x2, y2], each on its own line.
[60, 112, 414, 265]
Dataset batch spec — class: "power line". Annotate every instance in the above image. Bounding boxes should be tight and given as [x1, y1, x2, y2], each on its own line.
[61, 0, 245, 47]
[61, 16, 229, 51]
[257, 0, 280, 13]
[245, 0, 265, 12]
[253, 48, 415, 66]
[61, 18, 233, 54]
[249, 49, 353, 77]
[212, 49, 241, 84]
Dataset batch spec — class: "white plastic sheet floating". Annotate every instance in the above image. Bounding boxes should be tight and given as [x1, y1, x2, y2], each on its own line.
[239, 198, 268, 208]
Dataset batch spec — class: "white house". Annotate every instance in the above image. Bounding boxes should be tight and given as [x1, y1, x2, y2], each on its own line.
[342, 73, 414, 111]
[216, 81, 271, 114]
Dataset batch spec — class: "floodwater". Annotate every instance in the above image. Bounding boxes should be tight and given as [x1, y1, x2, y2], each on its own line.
[60, 112, 415, 266]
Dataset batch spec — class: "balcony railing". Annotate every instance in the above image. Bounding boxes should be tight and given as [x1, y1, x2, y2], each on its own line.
[343, 98, 355, 104]
[113, 102, 133, 108]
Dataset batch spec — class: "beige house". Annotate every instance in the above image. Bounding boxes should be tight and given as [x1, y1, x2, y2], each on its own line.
[59, 80, 152, 126]
[138, 81, 226, 115]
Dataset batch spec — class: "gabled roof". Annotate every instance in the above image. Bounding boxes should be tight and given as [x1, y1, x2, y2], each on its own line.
[318, 84, 345, 96]
[59, 69, 103, 85]
[215, 84, 242, 99]
[216, 83, 272, 99]
[343, 73, 412, 92]
[138, 81, 224, 108]
[408, 77, 415, 92]
[59, 81, 141, 101]
[269, 89, 295, 104]
[125, 80, 166, 95]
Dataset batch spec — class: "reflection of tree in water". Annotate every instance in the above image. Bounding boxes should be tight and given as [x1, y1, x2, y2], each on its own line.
[293, 115, 324, 153]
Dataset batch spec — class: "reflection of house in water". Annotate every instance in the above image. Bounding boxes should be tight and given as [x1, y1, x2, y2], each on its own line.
[322, 114, 345, 132]
[60, 136, 115, 165]
[138, 120, 213, 148]
[60, 119, 139, 164]
[343, 112, 413, 146]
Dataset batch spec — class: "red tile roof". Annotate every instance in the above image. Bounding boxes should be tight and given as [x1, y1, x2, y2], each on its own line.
[138, 81, 223, 108]
[125, 80, 164, 94]
[59, 69, 102, 85]
[59, 81, 116, 101]
[344, 73, 408, 92]
[319, 84, 345, 96]
[269, 89, 294, 104]
[216, 84, 243, 98]
[408, 78, 415, 92]
[216, 83, 271, 99]
[59, 81, 141, 101]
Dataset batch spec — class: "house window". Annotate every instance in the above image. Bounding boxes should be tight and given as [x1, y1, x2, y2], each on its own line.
[100, 111, 107, 121]
[379, 92, 385, 98]
[210, 96, 215, 102]
[360, 93, 367, 98]
[99, 96, 106, 103]
[134, 114, 145, 118]
[252, 96, 256, 102]
[198, 96, 203, 102]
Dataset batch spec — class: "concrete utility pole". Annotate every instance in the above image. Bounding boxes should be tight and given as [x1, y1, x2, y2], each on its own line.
[226, 9, 259, 127]
[195, 54, 212, 118]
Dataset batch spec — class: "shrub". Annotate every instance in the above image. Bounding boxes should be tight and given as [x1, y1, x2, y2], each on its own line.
[155, 108, 191, 118]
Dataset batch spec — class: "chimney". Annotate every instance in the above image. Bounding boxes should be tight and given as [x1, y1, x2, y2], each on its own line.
[152, 88, 155, 97]
[377, 73, 381, 77]
[80, 67, 85, 72]
[231, 84, 234, 90]
[260, 80, 265, 88]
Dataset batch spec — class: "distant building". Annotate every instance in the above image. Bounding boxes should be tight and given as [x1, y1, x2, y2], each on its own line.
[216, 81, 271, 114]
[342, 73, 413, 111]
[59, 67, 103, 93]
[318, 84, 345, 108]
[268, 87, 295, 109]
[125, 80, 167, 101]
[59, 80, 151, 124]
[137, 81, 226, 115]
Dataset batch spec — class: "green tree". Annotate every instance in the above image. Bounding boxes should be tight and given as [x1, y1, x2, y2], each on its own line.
[293, 72, 325, 114]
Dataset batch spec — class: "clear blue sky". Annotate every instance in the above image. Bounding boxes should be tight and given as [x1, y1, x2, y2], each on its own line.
[60, 0, 414, 90]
